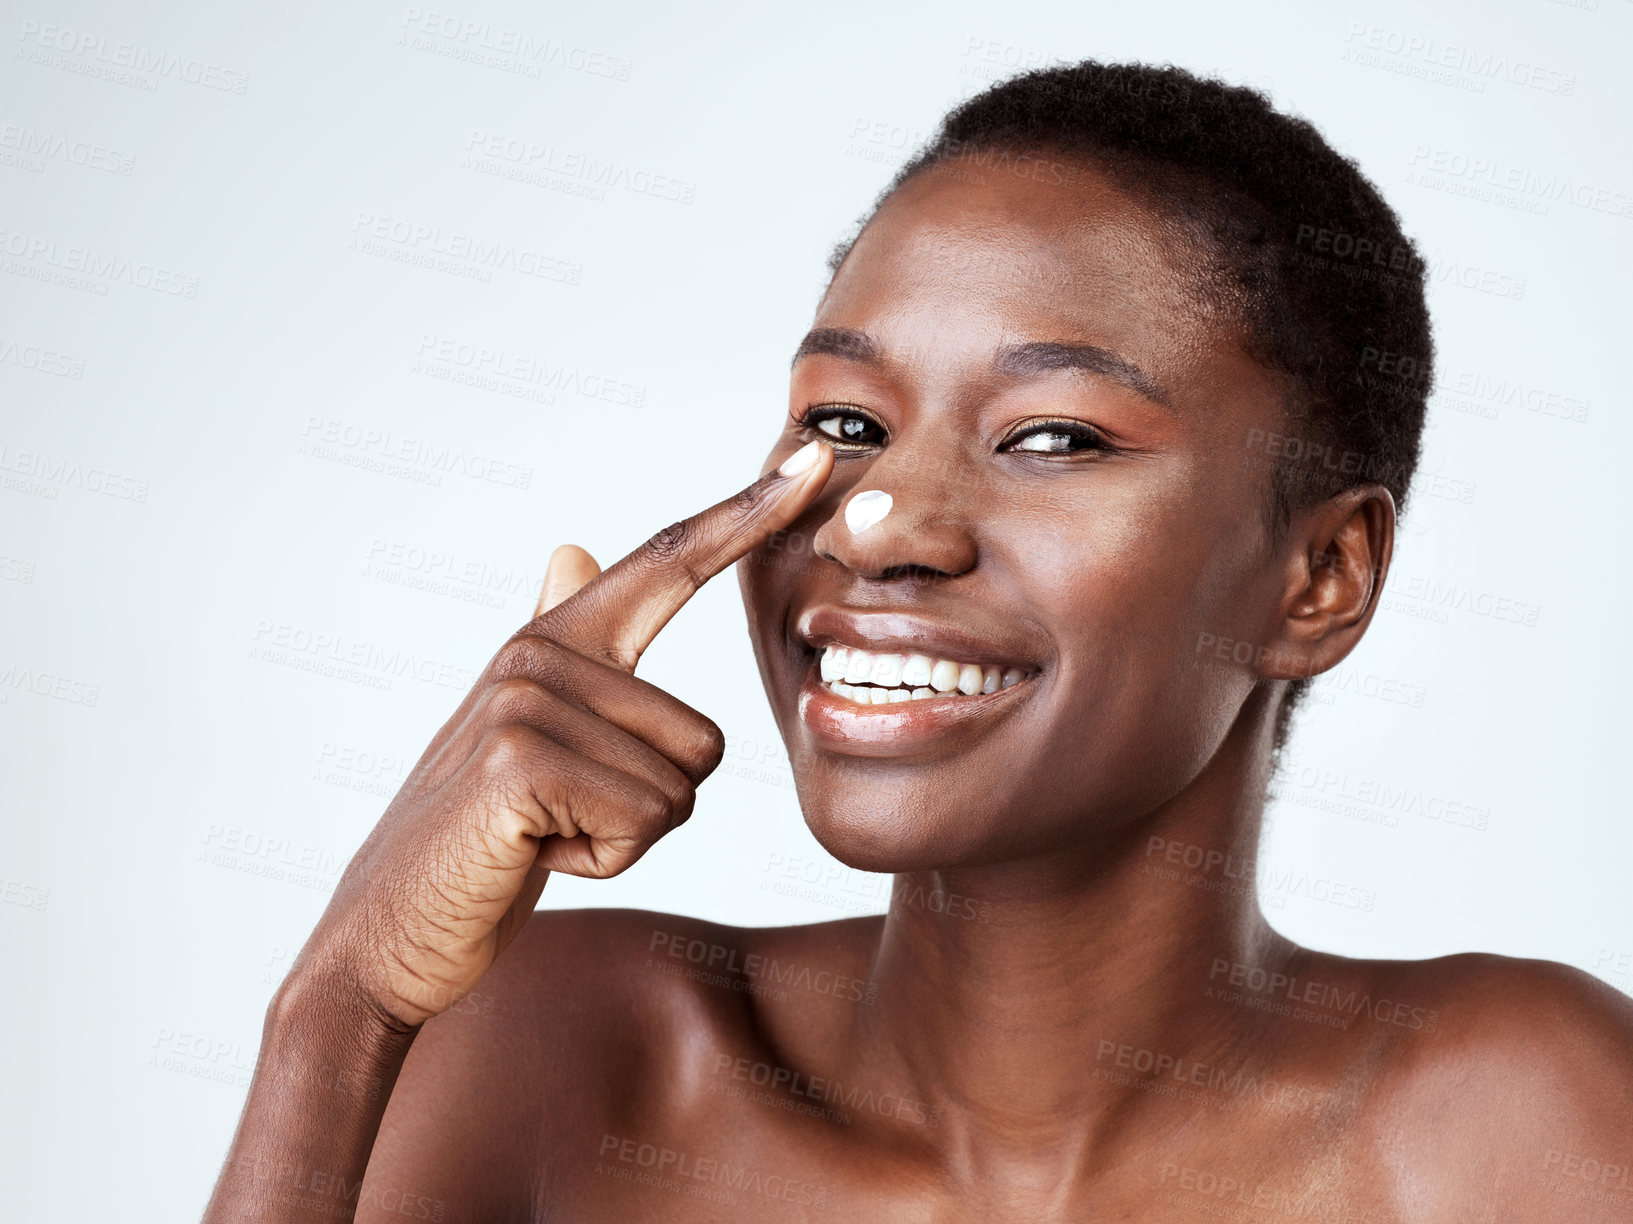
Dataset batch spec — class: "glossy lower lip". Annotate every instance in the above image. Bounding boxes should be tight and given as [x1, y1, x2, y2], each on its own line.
[795, 657, 1037, 756]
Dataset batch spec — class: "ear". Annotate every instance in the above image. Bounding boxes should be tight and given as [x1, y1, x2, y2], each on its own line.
[1257, 484, 1396, 684]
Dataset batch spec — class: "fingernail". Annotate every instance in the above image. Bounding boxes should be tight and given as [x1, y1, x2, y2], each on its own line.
[777, 440, 823, 478]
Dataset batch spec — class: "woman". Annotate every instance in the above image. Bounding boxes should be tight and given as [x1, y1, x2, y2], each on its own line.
[207, 61, 1633, 1222]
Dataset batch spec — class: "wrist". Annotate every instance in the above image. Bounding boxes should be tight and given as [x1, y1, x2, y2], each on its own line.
[264, 962, 420, 1079]
[204, 969, 420, 1224]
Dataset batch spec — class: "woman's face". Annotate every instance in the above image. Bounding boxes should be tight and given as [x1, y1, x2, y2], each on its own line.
[738, 155, 1297, 874]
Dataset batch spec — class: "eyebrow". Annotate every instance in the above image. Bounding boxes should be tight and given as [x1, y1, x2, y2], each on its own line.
[791, 327, 1173, 411]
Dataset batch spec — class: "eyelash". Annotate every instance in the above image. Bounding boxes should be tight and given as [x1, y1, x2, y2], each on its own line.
[795, 404, 1116, 457]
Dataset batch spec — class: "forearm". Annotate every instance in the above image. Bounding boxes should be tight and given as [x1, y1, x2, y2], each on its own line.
[202, 971, 419, 1223]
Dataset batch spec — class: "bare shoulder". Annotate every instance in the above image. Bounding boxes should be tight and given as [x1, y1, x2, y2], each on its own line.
[1344, 952, 1633, 1220]
[358, 906, 878, 1221]
[1385, 952, 1633, 1115]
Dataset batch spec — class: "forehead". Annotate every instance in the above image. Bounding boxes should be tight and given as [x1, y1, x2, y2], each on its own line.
[815, 157, 1244, 400]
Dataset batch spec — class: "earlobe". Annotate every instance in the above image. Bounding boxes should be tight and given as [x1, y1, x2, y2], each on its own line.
[1259, 485, 1396, 682]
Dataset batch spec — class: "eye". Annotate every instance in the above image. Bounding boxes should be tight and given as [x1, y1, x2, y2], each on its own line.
[798, 404, 886, 449]
[1000, 418, 1111, 455]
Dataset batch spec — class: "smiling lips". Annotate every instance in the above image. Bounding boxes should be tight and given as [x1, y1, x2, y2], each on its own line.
[819, 644, 1030, 706]
[791, 606, 1044, 743]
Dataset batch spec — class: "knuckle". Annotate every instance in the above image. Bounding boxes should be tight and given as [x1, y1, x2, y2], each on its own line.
[647, 763, 695, 828]
[643, 518, 710, 591]
[643, 518, 692, 563]
[493, 634, 569, 685]
[483, 676, 548, 725]
[685, 720, 727, 778]
[668, 782, 697, 828]
[491, 635, 543, 679]
[477, 724, 539, 777]
[634, 785, 675, 835]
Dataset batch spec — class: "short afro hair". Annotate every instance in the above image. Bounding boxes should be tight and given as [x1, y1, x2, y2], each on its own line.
[824, 60, 1435, 754]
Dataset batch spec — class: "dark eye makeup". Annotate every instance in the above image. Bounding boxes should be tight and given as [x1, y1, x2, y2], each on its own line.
[794, 403, 1116, 456]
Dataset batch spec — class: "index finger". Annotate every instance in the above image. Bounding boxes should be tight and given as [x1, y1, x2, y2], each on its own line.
[527, 439, 832, 672]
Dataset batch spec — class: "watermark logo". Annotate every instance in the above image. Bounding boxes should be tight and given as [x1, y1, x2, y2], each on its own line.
[397, 9, 631, 82]
[298, 415, 534, 491]
[461, 130, 694, 204]
[0, 121, 134, 175]
[0, 226, 199, 298]
[348, 212, 581, 287]
[14, 20, 249, 94]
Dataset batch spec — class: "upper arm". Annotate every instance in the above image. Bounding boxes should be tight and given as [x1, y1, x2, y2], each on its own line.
[356, 912, 586, 1224]
[355, 906, 733, 1224]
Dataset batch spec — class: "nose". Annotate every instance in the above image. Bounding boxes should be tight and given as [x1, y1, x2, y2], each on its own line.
[811, 446, 979, 582]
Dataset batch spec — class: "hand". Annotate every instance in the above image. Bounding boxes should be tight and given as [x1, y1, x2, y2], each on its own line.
[289, 441, 833, 1028]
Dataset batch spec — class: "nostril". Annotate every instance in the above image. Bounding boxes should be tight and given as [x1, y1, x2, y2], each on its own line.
[876, 561, 956, 586]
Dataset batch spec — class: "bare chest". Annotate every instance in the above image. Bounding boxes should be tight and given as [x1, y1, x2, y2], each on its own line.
[547, 1109, 1413, 1224]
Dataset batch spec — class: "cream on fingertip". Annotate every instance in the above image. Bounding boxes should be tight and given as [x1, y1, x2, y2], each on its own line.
[777, 439, 825, 477]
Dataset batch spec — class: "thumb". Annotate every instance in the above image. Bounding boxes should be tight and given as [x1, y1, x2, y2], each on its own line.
[536, 545, 603, 616]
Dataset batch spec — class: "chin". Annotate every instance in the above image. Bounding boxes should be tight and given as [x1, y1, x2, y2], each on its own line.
[803, 816, 943, 876]
[792, 775, 1024, 876]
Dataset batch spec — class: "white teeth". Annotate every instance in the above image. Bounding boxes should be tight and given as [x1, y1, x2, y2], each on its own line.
[902, 654, 934, 686]
[818, 644, 1033, 706]
[869, 653, 905, 687]
[820, 647, 846, 682]
[843, 650, 875, 684]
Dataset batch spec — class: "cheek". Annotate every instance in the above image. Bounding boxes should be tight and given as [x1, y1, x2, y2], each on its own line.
[740, 526, 819, 594]
[736, 530, 828, 672]
[1014, 499, 1209, 645]
[1029, 457, 1267, 652]
[1016, 500, 1263, 760]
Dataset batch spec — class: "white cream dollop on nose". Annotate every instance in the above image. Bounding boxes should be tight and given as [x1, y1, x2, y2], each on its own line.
[844, 489, 893, 534]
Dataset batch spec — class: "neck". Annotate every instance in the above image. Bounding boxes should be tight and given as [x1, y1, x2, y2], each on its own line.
[851, 687, 1295, 1156]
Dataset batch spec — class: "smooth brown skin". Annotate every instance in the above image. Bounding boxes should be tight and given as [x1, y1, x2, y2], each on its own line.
[207, 158, 1633, 1224]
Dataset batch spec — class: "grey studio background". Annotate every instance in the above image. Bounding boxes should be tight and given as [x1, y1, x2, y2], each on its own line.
[1, 0, 1629, 1215]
